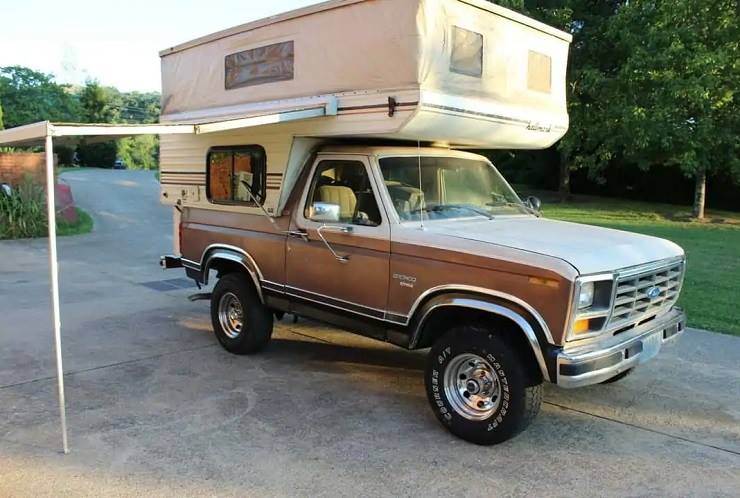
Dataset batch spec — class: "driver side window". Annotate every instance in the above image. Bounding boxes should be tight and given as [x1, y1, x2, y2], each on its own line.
[304, 160, 382, 227]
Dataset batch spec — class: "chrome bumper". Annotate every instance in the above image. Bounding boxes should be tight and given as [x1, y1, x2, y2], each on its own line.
[557, 307, 686, 388]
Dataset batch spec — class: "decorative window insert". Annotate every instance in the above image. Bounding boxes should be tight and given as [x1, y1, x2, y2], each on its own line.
[450, 26, 483, 77]
[527, 50, 552, 93]
[225, 41, 295, 90]
[207, 146, 266, 205]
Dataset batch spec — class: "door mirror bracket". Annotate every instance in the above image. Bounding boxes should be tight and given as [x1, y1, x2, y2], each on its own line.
[317, 224, 353, 263]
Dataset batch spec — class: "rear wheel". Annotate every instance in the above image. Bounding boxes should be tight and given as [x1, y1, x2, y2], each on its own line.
[425, 325, 542, 445]
[210, 273, 273, 354]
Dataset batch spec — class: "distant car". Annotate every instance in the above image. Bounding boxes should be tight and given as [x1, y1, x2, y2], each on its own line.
[113, 159, 126, 170]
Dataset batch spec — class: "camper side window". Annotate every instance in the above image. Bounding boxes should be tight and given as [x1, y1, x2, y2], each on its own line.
[207, 146, 266, 205]
[450, 26, 483, 78]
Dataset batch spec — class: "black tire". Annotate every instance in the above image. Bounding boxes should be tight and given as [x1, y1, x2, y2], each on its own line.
[210, 273, 273, 354]
[425, 325, 543, 445]
[600, 368, 634, 384]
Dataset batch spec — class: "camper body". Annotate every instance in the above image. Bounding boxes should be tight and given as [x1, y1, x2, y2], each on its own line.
[159, 0, 687, 444]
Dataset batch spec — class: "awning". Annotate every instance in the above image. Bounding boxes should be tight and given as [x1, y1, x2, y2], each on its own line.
[0, 95, 338, 146]
[0, 95, 338, 454]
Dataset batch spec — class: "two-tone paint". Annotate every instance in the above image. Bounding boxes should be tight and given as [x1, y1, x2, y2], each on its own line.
[175, 145, 686, 386]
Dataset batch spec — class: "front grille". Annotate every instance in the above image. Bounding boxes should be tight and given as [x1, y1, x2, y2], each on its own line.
[607, 259, 685, 329]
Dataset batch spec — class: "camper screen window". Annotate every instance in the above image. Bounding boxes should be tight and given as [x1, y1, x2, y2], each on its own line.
[450, 26, 483, 77]
[225, 41, 295, 89]
[207, 146, 266, 205]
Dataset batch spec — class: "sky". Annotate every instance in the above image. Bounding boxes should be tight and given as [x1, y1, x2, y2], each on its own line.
[0, 0, 320, 92]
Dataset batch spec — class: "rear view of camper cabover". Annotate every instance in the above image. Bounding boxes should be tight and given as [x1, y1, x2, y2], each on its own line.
[159, 0, 572, 218]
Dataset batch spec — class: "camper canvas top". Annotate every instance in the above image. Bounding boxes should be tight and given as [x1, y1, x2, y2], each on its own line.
[158, 0, 572, 149]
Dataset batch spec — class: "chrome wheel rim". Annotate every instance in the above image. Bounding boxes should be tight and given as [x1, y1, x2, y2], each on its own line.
[443, 353, 501, 421]
[218, 292, 244, 339]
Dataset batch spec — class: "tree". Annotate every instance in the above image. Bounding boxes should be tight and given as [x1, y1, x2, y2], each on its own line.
[78, 80, 121, 123]
[603, 0, 739, 218]
[77, 80, 121, 167]
[0, 99, 4, 130]
[523, 1, 627, 200]
[0, 66, 81, 128]
[120, 91, 160, 124]
[486, 2, 627, 200]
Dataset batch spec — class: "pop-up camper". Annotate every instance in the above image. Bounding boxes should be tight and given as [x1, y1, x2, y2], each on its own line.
[157, 0, 572, 217]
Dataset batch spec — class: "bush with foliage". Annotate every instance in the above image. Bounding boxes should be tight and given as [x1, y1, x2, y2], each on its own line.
[0, 179, 47, 239]
[0, 179, 93, 239]
[117, 135, 159, 170]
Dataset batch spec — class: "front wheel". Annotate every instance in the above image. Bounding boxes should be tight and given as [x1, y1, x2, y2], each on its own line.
[210, 273, 273, 354]
[425, 325, 543, 445]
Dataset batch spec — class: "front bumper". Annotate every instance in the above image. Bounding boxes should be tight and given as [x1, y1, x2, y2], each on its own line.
[557, 307, 686, 388]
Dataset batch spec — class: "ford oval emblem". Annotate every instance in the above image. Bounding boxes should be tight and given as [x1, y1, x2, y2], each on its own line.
[646, 286, 661, 300]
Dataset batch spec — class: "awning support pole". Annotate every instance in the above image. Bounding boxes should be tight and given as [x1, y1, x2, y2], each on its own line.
[45, 134, 69, 454]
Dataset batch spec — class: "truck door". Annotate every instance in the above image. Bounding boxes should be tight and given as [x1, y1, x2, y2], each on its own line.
[285, 155, 390, 324]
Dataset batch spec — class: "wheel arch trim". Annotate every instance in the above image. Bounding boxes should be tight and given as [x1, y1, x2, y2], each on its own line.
[406, 285, 554, 344]
[411, 296, 550, 382]
[200, 244, 265, 303]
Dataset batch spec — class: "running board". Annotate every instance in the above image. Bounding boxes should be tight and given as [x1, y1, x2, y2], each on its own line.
[188, 293, 212, 302]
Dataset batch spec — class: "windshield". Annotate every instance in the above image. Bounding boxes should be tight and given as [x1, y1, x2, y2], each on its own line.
[378, 156, 528, 221]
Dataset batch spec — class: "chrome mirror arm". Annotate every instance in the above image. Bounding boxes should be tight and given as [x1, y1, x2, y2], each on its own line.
[317, 224, 353, 263]
[240, 179, 279, 227]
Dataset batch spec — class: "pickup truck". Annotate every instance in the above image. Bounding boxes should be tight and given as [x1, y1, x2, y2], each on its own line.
[162, 144, 687, 444]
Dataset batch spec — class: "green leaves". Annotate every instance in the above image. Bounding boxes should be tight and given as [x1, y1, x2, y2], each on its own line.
[0, 66, 81, 129]
[601, 0, 740, 179]
[0, 67, 162, 169]
[0, 179, 47, 239]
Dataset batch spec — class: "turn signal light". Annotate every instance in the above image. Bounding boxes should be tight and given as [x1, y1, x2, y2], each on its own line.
[573, 318, 590, 335]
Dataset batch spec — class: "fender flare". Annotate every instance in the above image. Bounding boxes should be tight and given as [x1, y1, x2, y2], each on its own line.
[200, 244, 265, 303]
[409, 291, 552, 382]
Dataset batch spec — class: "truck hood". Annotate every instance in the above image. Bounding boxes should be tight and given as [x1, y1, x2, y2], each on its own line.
[424, 216, 684, 275]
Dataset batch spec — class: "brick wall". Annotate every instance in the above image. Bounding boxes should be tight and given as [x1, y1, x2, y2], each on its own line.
[0, 153, 58, 185]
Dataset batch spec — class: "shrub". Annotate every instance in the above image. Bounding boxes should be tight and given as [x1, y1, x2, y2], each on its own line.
[78, 141, 117, 168]
[117, 135, 159, 170]
[0, 179, 47, 239]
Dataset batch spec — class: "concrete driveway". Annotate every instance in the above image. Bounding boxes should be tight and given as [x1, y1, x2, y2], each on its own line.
[1, 169, 738, 497]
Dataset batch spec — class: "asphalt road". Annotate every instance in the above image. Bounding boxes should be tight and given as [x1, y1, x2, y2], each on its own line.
[1, 169, 738, 497]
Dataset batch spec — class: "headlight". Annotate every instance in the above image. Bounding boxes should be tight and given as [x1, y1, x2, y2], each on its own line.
[566, 275, 615, 341]
[578, 281, 595, 309]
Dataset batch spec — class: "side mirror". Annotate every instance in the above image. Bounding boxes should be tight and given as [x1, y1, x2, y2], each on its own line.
[525, 196, 542, 212]
[309, 202, 341, 223]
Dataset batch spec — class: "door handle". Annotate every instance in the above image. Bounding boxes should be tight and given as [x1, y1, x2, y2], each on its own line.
[317, 224, 353, 263]
[285, 229, 309, 241]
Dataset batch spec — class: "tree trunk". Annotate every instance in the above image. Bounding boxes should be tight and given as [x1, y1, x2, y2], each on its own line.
[693, 167, 707, 219]
[558, 160, 571, 202]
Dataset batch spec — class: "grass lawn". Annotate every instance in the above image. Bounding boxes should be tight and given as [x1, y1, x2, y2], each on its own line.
[57, 208, 94, 237]
[536, 194, 739, 336]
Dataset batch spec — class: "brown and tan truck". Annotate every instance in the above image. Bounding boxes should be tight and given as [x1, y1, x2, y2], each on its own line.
[158, 0, 687, 444]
